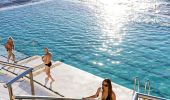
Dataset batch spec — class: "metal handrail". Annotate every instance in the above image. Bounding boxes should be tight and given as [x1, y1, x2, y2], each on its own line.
[133, 77, 140, 95]
[144, 80, 150, 95]
[0, 60, 35, 100]
[0, 60, 64, 97]
[0, 60, 33, 87]
[14, 95, 82, 100]
[133, 92, 168, 100]
[0, 60, 29, 70]
[4, 68, 33, 87]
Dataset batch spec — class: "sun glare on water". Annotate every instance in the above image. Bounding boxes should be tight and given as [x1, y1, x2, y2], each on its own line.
[83, 0, 154, 65]
[92, 0, 132, 58]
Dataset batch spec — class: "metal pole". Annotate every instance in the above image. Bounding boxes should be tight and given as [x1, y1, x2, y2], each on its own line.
[144, 81, 147, 94]
[133, 77, 140, 96]
[148, 80, 150, 95]
[144, 80, 150, 95]
[133, 92, 139, 100]
[133, 78, 136, 95]
[138, 79, 140, 92]
[8, 85, 13, 100]
[29, 71, 35, 95]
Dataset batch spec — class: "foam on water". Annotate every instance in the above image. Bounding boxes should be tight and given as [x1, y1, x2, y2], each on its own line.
[0, 0, 52, 11]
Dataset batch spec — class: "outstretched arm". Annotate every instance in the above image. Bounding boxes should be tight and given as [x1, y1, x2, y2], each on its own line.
[83, 87, 101, 99]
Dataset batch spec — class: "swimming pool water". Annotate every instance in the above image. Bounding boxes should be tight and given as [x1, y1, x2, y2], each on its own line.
[0, 0, 170, 98]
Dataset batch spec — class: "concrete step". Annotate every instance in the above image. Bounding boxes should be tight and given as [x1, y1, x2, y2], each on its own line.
[17, 56, 45, 71]
[1, 55, 133, 100]
[17, 56, 40, 65]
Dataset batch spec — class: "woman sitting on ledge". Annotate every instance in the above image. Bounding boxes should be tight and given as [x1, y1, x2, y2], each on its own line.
[83, 78, 116, 100]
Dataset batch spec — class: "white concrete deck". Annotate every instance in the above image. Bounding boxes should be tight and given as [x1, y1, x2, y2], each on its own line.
[0, 55, 133, 100]
[34, 62, 133, 100]
[21, 56, 133, 100]
[0, 56, 60, 100]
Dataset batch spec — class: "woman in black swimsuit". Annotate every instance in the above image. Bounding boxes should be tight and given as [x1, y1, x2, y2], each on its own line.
[83, 78, 116, 100]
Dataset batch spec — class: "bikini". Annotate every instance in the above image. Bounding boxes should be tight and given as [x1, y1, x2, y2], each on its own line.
[45, 62, 52, 67]
[98, 88, 110, 100]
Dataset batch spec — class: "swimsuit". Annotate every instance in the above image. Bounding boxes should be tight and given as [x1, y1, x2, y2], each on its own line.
[45, 62, 52, 67]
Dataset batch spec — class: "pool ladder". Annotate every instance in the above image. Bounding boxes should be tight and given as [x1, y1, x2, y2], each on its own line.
[144, 80, 150, 95]
[133, 77, 150, 95]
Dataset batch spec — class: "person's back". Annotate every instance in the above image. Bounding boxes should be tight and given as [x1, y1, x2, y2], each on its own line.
[8, 38, 14, 47]
[5, 38, 14, 51]
[5, 37, 15, 63]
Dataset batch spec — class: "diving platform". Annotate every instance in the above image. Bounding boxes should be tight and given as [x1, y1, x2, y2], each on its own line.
[0, 55, 133, 100]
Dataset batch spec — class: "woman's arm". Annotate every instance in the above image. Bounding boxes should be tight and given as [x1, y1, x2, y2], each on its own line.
[83, 87, 101, 99]
[112, 92, 116, 100]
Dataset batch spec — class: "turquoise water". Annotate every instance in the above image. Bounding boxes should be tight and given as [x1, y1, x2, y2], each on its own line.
[0, 0, 170, 98]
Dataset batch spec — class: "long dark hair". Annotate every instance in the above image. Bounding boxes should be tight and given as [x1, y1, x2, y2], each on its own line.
[103, 78, 113, 100]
